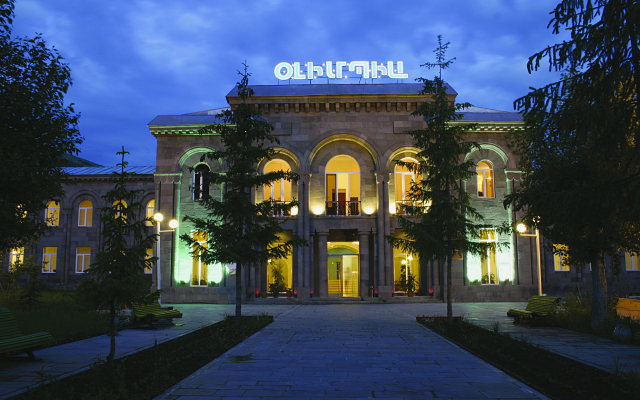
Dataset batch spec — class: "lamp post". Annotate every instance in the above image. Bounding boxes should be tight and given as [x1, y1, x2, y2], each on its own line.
[516, 223, 542, 296]
[153, 212, 178, 304]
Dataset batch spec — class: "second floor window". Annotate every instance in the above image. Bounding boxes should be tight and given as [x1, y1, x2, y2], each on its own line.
[78, 200, 93, 227]
[43, 247, 57, 273]
[193, 164, 210, 201]
[476, 161, 494, 198]
[146, 199, 155, 226]
[326, 155, 360, 216]
[46, 201, 60, 226]
[76, 247, 91, 273]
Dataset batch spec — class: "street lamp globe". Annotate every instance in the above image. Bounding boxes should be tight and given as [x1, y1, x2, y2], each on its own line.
[516, 223, 527, 233]
[153, 213, 164, 222]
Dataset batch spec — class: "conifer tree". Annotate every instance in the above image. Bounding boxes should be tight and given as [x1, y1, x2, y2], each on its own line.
[504, 0, 640, 328]
[181, 64, 306, 326]
[387, 36, 498, 322]
[81, 148, 157, 365]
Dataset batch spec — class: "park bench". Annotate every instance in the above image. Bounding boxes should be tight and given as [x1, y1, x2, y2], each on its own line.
[507, 295, 561, 323]
[616, 298, 640, 321]
[0, 307, 52, 361]
[131, 301, 182, 329]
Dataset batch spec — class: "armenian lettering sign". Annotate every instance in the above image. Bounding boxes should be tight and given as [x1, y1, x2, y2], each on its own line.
[274, 61, 409, 80]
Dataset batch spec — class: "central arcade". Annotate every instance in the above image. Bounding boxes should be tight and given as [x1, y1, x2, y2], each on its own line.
[149, 81, 522, 303]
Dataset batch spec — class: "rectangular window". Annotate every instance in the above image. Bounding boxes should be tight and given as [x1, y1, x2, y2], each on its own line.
[9, 247, 24, 270]
[479, 230, 498, 284]
[76, 247, 91, 273]
[145, 248, 153, 274]
[553, 244, 570, 271]
[43, 247, 57, 273]
[626, 252, 639, 271]
[192, 232, 208, 286]
[46, 202, 60, 226]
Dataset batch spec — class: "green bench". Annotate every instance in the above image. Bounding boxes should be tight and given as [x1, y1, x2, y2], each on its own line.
[131, 301, 182, 329]
[0, 307, 52, 361]
[507, 295, 561, 323]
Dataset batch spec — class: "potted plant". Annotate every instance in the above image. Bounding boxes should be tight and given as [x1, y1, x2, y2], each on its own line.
[398, 264, 417, 297]
[269, 263, 286, 298]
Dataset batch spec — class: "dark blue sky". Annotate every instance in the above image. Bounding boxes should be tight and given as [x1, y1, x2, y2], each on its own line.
[11, 0, 568, 167]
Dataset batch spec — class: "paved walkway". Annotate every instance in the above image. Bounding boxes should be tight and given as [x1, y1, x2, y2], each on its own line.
[157, 304, 547, 400]
[0, 305, 296, 399]
[2, 302, 640, 399]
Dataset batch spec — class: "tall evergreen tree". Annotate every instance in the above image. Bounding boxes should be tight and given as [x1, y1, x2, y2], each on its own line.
[0, 0, 82, 254]
[181, 64, 306, 326]
[387, 36, 498, 322]
[504, 0, 640, 328]
[80, 148, 157, 365]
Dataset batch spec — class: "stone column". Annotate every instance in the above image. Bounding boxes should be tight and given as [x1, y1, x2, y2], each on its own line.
[375, 173, 392, 299]
[317, 230, 329, 298]
[359, 230, 370, 298]
[296, 179, 304, 291]
[301, 174, 311, 289]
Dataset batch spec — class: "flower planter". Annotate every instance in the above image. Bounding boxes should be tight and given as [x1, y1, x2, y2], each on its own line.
[407, 291, 415, 297]
[260, 292, 267, 298]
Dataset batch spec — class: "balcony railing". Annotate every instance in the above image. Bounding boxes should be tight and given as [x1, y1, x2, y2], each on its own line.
[267, 200, 292, 217]
[326, 200, 360, 216]
[395, 200, 426, 216]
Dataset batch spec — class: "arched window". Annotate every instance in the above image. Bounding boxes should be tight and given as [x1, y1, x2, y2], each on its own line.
[264, 159, 292, 216]
[476, 161, 494, 198]
[394, 158, 419, 215]
[78, 200, 93, 227]
[46, 201, 60, 226]
[113, 200, 127, 219]
[326, 155, 360, 216]
[193, 164, 210, 201]
[145, 199, 155, 226]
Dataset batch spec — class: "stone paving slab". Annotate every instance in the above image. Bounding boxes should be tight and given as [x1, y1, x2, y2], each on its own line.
[0, 305, 298, 400]
[397, 303, 640, 373]
[156, 305, 548, 400]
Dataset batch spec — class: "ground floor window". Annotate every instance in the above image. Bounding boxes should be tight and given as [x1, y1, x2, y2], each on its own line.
[145, 248, 153, 274]
[626, 252, 639, 271]
[480, 230, 498, 284]
[191, 232, 208, 286]
[43, 247, 57, 273]
[75, 247, 91, 273]
[553, 244, 570, 271]
[9, 248, 24, 269]
[393, 251, 420, 293]
[267, 250, 292, 295]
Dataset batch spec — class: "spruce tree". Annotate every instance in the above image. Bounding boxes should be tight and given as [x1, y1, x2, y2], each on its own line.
[387, 36, 498, 322]
[181, 64, 306, 326]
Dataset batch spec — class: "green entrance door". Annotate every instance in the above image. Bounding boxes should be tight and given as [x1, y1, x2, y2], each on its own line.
[328, 255, 359, 297]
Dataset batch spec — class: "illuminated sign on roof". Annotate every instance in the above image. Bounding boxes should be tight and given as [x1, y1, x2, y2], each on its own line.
[274, 61, 409, 80]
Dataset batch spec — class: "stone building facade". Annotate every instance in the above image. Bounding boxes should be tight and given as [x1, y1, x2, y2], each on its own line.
[5, 82, 639, 301]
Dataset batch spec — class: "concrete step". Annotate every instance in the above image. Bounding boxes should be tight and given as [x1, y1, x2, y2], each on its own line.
[245, 296, 443, 305]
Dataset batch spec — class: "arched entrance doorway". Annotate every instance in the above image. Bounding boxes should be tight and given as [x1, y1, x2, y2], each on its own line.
[327, 242, 359, 297]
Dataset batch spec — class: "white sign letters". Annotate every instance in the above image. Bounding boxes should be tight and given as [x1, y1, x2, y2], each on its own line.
[274, 61, 409, 81]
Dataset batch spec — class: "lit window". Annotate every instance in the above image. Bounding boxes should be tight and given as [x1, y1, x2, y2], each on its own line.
[476, 161, 494, 198]
[326, 155, 360, 216]
[145, 248, 153, 274]
[264, 160, 292, 216]
[9, 248, 24, 270]
[626, 252, 639, 271]
[78, 200, 93, 227]
[193, 164, 210, 200]
[192, 232, 208, 286]
[146, 199, 155, 226]
[113, 200, 127, 219]
[76, 247, 91, 273]
[480, 230, 498, 284]
[394, 158, 424, 215]
[43, 247, 57, 273]
[553, 244, 571, 271]
[46, 201, 60, 226]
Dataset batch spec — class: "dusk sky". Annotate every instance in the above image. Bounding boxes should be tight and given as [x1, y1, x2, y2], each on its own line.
[11, 0, 569, 167]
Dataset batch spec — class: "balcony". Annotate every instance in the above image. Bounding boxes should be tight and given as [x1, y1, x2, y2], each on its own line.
[395, 200, 426, 216]
[267, 201, 293, 217]
[326, 200, 360, 216]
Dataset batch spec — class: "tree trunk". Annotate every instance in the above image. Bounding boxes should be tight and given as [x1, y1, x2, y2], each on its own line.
[235, 260, 242, 327]
[590, 254, 608, 329]
[445, 175, 453, 324]
[107, 300, 116, 365]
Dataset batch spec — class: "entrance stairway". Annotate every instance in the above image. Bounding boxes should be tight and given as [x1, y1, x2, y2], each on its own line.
[245, 296, 443, 305]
